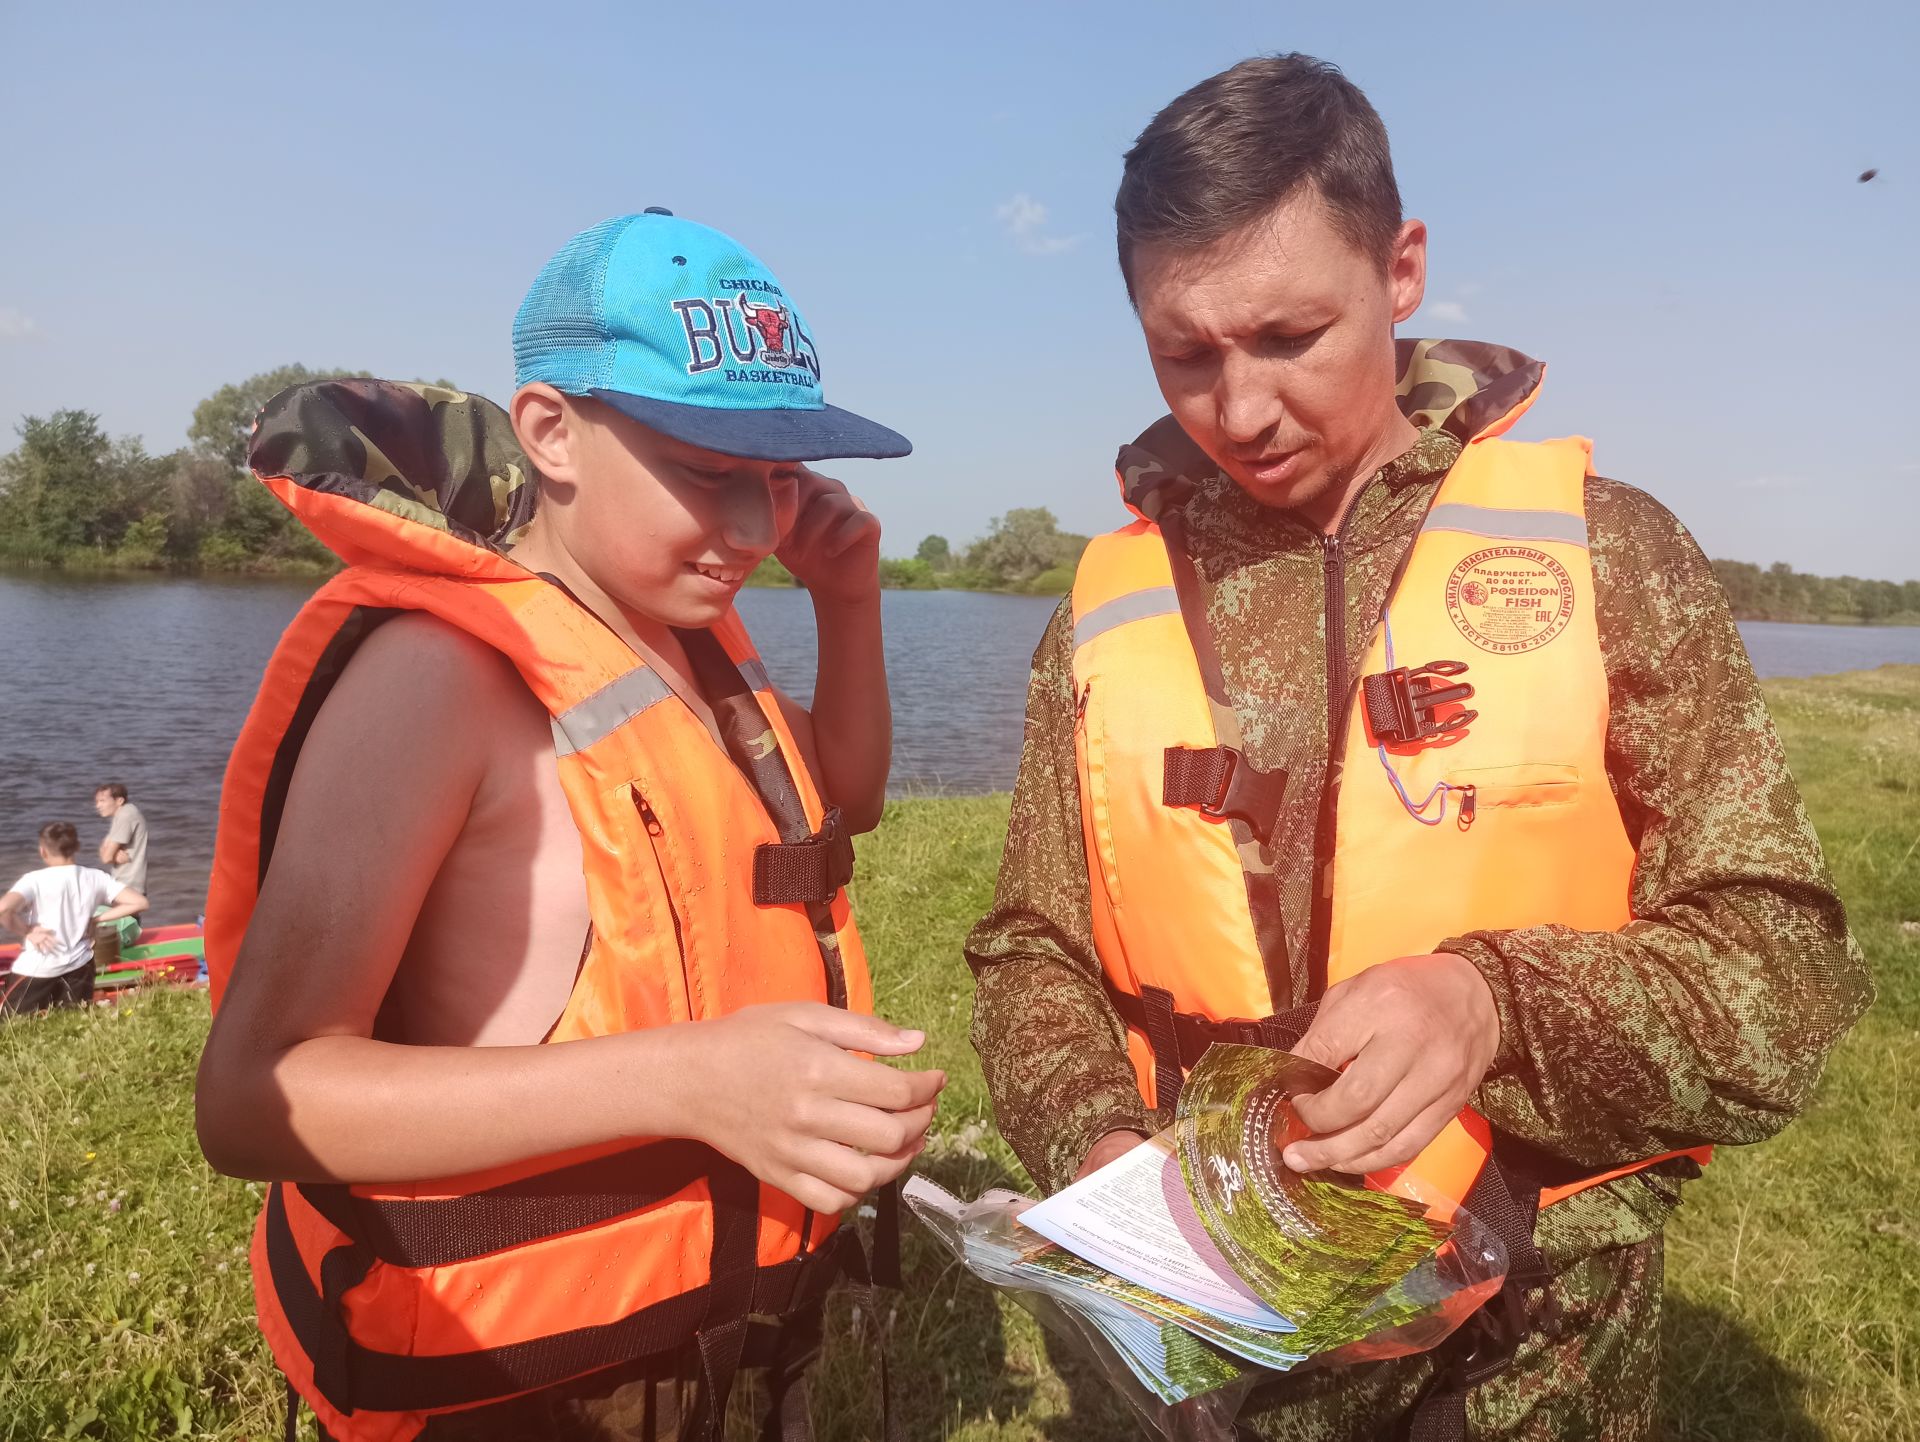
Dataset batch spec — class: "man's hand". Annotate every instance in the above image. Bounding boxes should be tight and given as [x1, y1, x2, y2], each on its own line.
[1074, 1128, 1148, 1183]
[681, 1001, 944, 1215]
[24, 925, 57, 952]
[776, 468, 882, 608]
[1283, 952, 1500, 1175]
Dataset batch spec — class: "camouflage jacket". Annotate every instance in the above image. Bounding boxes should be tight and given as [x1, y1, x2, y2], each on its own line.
[966, 341, 1872, 1265]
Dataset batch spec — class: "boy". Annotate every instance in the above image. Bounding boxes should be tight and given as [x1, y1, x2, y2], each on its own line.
[2, 821, 148, 1015]
[196, 213, 942, 1442]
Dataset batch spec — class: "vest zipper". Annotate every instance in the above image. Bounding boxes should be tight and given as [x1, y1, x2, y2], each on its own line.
[631, 791, 688, 994]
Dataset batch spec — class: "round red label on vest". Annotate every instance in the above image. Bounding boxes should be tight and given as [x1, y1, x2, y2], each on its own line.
[1444, 546, 1575, 654]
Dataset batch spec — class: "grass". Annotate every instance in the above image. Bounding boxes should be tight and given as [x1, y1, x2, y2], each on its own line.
[3, 670, 1917, 1439]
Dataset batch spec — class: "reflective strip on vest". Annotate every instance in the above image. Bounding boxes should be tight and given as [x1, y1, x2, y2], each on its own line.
[1074, 585, 1180, 650]
[739, 658, 773, 693]
[550, 667, 674, 755]
[1421, 503, 1588, 548]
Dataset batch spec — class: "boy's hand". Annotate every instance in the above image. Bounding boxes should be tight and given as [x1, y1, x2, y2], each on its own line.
[776, 468, 882, 608]
[24, 925, 56, 952]
[1282, 952, 1500, 1175]
[685, 1002, 944, 1214]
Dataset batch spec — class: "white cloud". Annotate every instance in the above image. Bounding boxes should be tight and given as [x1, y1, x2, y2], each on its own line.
[996, 193, 1079, 256]
[1423, 300, 1469, 324]
[0, 307, 42, 341]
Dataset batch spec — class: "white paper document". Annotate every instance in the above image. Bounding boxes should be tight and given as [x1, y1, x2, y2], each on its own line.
[1019, 1132, 1296, 1332]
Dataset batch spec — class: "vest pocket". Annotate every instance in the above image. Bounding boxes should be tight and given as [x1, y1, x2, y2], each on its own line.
[1444, 762, 1583, 809]
[631, 787, 695, 1021]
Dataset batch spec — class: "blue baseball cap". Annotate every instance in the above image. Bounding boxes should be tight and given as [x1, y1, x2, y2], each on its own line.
[512, 211, 910, 462]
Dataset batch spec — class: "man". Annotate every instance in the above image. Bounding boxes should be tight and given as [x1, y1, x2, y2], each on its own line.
[94, 782, 148, 894]
[2, 821, 148, 1015]
[966, 54, 1871, 1439]
[93, 782, 148, 956]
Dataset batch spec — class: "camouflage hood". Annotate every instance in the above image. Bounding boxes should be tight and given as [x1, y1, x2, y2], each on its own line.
[1117, 338, 1546, 514]
[248, 379, 538, 574]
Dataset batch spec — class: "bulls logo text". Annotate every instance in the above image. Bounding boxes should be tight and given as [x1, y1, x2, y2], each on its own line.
[671, 278, 820, 391]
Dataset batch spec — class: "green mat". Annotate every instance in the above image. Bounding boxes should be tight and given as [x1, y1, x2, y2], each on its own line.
[119, 935, 205, 964]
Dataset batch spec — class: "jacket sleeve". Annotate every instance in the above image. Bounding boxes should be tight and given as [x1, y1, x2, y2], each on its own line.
[965, 600, 1152, 1194]
[1445, 478, 1873, 1171]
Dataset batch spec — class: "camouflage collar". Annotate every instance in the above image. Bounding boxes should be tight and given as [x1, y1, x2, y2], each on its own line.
[249, 379, 539, 569]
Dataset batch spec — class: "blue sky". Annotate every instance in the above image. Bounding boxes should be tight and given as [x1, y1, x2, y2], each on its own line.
[3, 1, 1915, 578]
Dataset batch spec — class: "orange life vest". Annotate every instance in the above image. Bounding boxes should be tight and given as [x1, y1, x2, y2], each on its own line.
[204, 381, 871, 1442]
[1071, 410, 1711, 1220]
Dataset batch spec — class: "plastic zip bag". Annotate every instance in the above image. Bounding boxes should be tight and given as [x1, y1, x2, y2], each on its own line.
[904, 1045, 1507, 1439]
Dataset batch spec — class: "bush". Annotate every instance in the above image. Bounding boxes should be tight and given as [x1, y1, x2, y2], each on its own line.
[879, 557, 939, 590]
[1023, 565, 1075, 596]
[939, 567, 1001, 592]
[113, 515, 168, 569]
[196, 534, 252, 570]
[746, 556, 798, 587]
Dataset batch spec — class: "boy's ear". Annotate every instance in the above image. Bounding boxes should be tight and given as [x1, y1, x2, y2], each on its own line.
[510, 383, 584, 485]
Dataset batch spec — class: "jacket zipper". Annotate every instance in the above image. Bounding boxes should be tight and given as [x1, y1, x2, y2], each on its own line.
[1308, 505, 1359, 999]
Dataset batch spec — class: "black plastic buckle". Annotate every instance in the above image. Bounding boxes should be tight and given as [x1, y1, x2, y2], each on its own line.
[804, 805, 854, 890]
[1361, 660, 1477, 744]
[1199, 750, 1288, 836]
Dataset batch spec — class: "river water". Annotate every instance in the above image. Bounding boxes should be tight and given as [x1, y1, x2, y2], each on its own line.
[3, 572, 1918, 924]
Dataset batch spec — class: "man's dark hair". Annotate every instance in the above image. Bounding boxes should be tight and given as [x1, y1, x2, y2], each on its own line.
[39, 821, 79, 859]
[1115, 53, 1403, 300]
[96, 782, 128, 802]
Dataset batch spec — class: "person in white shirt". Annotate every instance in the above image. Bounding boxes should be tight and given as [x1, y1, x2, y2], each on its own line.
[1, 821, 148, 1016]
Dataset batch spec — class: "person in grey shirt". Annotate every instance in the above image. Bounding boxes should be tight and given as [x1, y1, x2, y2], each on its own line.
[94, 782, 148, 894]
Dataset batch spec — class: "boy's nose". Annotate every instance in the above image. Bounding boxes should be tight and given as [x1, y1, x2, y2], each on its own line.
[720, 480, 781, 553]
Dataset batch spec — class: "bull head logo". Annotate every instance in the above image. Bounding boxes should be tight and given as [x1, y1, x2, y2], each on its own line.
[736, 297, 792, 366]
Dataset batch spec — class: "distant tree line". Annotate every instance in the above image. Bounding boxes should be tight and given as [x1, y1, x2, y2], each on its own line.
[1710, 559, 1920, 626]
[0, 365, 441, 574]
[4, 382, 1914, 616]
[747, 507, 1091, 595]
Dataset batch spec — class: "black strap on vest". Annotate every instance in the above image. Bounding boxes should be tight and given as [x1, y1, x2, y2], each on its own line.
[268, 1162, 851, 1422]
[1114, 985, 1318, 1113]
[1405, 1160, 1552, 1442]
[1109, 984, 1551, 1440]
[753, 805, 855, 905]
[1161, 747, 1288, 845]
[296, 1138, 720, 1268]
[271, 1167, 904, 1440]
[688, 1164, 763, 1441]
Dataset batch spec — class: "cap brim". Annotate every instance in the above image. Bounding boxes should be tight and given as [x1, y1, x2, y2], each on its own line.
[589, 389, 911, 462]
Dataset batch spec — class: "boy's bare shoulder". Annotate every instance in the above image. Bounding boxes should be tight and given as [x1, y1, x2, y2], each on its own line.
[298, 613, 542, 795]
[338, 612, 529, 714]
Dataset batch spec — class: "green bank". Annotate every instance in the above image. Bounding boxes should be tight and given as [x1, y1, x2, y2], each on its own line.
[2, 669, 1915, 1441]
